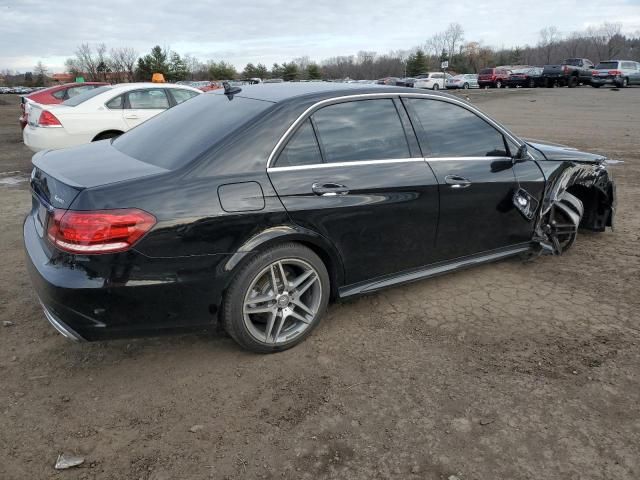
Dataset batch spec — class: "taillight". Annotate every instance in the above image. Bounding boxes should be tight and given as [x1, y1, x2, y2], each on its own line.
[592, 70, 599, 76]
[37, 110, 62, 127]
[47, 208, 156, 254]
[608, 70, 622, 76]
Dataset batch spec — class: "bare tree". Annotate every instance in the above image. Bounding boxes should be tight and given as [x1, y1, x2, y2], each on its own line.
[34, 61, 48, 86]
[110, 47, 138, 82]
[538, 26, 561, 64]
[444, 23, 465, 59]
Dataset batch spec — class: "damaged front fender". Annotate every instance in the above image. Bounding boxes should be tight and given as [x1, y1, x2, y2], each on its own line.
[526, 140, 617, 255]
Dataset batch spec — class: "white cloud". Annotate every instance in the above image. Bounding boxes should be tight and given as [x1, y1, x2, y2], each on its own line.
[0, 0, 638, 72]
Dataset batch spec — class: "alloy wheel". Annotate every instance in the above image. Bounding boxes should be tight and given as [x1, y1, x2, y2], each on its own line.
[242, 259, 322, 345]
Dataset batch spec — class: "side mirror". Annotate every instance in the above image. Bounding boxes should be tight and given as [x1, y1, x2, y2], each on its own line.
[513, 144, 528, 163]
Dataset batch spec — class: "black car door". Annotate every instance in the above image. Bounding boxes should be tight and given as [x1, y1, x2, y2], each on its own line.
[268, 97, 440, 285]
[403, 96, 540, 260]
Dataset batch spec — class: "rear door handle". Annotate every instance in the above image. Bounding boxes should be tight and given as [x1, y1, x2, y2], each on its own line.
[444, 175, 472, 188]
[124, 114, 139, 120]
[312, 182, 350, 196]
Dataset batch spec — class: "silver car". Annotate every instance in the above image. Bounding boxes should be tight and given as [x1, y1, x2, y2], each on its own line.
[591, 60, 640, 88]
[445, 74, 479, 89]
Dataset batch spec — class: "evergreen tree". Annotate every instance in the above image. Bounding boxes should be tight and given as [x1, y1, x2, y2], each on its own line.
[271, 63, 284, 79]
[242, 63, 257, 79]
[136, 46, 169, 81]
[208, 61, 237, 80]
[406, 50, 428, 76]
[169, 52, 189, 81]
[306, 63, 322, 80]
[282, 62, 299, 81]
[255, 63, 269, 79]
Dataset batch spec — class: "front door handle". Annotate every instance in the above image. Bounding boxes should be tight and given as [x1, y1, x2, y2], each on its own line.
[312, 182, 350, 196]
[444, 175, 472, 189]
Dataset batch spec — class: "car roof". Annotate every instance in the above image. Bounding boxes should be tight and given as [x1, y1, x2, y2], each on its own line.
[209, 82, 456, 103]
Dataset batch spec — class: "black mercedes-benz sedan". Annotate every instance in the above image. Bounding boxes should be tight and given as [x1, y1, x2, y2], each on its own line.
[24, 83, 616, 352]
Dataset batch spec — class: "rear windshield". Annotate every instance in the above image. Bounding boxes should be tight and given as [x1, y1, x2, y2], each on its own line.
[479, 69, 493, 74]
[112, 93, 272, 170]
[595, 61, 619, 69]
[564, 59, 582, 66]
[62, 86, 112, 106]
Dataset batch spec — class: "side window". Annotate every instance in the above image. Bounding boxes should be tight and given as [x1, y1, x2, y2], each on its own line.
[275, 119, 323, 167]
[51, 90, 66, 100]
[171, 89, 199, 105]
[405, 98, 508, 158]
[311, 99, 410, 162]
[622, 62, 634, 70]
[127, 89, 170, 109]
[106, 95, 124, 109]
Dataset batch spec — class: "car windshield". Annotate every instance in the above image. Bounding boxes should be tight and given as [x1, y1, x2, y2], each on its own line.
[595, 62, 619, 69]
[112, 93, 273, 170]
[62, 86, 112, 106]
[564, 59, 582, 66]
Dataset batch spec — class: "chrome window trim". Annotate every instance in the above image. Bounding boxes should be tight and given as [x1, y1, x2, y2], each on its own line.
[266, 92, 524, 169]
[267, 158, 425, 172]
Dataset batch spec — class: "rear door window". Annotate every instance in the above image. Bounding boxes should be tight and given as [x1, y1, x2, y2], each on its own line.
[405, 98, 508, 158]
[311, 99, 411, 162]
[275, 119, 323, 167]
[127, 89, 170, 109]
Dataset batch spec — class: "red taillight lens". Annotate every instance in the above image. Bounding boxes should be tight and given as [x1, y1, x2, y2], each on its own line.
[47, 209, 156, 254]
[608, 70, 622, 76]
[563, 66, 569, 74]
[38, 110, 62, 127]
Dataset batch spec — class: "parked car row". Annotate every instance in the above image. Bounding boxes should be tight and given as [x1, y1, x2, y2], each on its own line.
[1, 86, 46, 94]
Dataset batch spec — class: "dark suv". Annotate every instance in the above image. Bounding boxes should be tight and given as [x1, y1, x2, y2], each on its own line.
[477, 68, 511, 88]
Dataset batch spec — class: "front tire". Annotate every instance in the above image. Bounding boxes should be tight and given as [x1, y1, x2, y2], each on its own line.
[495, 80, 502, 88]
[432, 83, 439, 90]
[462, 83, 469, 89]
[221, 243, 330, 353]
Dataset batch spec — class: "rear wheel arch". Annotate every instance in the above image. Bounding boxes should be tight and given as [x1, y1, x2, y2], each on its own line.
[92, 130, 124, 142]
[223, 227, 345, 300]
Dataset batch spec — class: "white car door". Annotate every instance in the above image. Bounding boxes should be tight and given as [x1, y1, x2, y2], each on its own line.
[123, 88, 171, 129]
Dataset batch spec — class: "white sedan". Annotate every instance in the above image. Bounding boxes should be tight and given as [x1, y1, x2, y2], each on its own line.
[413, 72, 453, 90]
[23, 83, 201, 152]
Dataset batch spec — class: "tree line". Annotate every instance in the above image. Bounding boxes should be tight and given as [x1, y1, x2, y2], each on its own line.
[4, 21, 639, 86]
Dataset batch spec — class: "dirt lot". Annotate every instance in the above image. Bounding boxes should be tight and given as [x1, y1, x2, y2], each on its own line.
[0, 87, 638, 480]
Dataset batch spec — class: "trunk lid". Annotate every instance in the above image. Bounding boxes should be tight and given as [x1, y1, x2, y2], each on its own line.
[32, 140, 169, 191]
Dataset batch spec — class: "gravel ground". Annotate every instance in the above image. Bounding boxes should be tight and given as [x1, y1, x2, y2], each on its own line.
[0, 86, 638, 480]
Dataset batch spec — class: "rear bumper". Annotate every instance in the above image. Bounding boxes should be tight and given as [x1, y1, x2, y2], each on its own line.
[40, 301, 85, 341]
[23, 211, 232, 341]
[590, 77, 622, 86]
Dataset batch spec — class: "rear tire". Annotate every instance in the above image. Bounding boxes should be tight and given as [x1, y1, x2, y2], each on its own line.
[462, 83, 469, 89]
[495, 80, 502, 88]
[221, 243, 330, 353]
[567, 76, 578, 88]
[619, 77, 629, 88]
[432, 83, 439, 90]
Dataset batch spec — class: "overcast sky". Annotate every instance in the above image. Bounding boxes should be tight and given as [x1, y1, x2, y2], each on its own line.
[1, 0, 639, 73]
